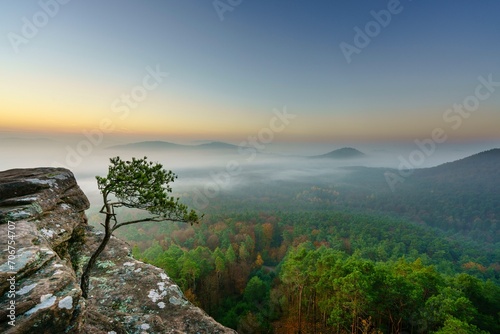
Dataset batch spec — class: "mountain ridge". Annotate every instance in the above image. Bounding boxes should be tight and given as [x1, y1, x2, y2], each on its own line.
[338, 148, 500, 242]
[107, 140, 240, 151]
[311, 147, 366, 159]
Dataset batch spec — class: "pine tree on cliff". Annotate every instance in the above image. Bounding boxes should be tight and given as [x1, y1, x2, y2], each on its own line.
[80, 156, 200, 298]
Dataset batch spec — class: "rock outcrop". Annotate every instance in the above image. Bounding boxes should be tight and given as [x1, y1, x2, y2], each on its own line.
[0, 168, 236, 334]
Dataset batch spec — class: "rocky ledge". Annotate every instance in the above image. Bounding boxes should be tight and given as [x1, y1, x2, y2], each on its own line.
[0, 168, 236, 334]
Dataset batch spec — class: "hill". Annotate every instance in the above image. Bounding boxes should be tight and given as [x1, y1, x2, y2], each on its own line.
[107, 140, 184, 150]
[195, 141, 239, 150]
[415, 148, 500, 182]
[0, 137, 62, 149]
[108, 140, 239, 151]
[311, 147, 366, 159]
[337, 148, 500, 242]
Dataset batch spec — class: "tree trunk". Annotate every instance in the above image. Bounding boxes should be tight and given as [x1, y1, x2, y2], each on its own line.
[297, 285, 303, 334]
[313, 290, 317, 334]
[80, 212, 112, 299]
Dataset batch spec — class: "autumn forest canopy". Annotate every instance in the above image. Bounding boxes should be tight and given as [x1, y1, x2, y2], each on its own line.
[86, 148, 500, 333]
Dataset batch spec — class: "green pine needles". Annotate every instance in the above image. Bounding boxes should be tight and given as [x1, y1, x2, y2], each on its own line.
[81, 156, 200, 298]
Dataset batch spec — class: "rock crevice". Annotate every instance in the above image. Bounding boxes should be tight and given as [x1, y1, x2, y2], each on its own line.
[0, 168, 236, 334]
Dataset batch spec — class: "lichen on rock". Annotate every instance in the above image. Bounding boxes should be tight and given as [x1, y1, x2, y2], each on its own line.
[0, 168, 236, 334]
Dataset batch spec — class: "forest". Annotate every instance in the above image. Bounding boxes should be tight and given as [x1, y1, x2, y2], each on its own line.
[87, 149, 500, 333]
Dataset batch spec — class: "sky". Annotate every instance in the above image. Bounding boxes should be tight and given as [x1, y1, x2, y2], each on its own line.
[1, 0, 500, 146]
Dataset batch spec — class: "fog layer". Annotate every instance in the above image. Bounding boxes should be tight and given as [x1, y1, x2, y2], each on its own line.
[1, 135, 498, 209]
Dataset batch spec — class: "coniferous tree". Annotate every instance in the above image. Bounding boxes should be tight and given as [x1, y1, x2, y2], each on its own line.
[80, 156, 199, 298]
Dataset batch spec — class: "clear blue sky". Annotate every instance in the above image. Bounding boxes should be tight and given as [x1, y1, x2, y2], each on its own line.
[1, 0, 500, 143]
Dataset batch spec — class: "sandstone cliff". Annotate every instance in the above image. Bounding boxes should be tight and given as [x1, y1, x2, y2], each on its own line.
[0, 168, 236, 334]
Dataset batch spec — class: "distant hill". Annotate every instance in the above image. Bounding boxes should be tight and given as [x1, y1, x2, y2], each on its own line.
[312, 147, 366, 159]
[108, 141, 185, 151]
[415, 148, 500, 181]
[339, 148, 500, 243]
[196, 141, 239, 150]
[0, 137, 61, 148]
[107, 140, 239, 151]
[343, 148, 500, 188]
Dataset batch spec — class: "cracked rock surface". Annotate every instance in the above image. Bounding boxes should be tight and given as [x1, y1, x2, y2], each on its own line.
[0, 168, 236, 334]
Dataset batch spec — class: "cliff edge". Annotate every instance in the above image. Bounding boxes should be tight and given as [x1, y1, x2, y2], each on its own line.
[0, 168, 236, 334]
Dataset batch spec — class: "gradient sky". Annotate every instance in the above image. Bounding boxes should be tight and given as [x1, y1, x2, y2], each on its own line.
[1, 0, 500, 144]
